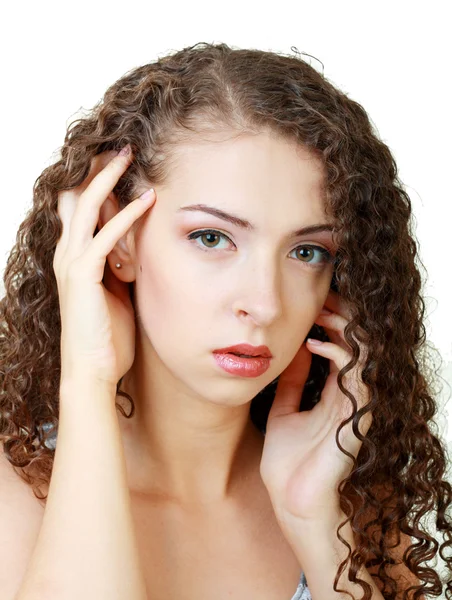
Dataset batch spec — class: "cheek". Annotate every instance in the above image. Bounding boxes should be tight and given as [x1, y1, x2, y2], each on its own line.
[134, 253, 222, 389]
[287, 270, 330, 310]
[134, 249, 215, 348]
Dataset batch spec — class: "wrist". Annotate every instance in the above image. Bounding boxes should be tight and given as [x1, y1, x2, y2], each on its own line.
[59, 375, 117, 402]
[275, 508, 348, 546]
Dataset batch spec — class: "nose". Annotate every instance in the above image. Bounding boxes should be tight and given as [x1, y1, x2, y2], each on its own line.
[232, 261, 283, 327]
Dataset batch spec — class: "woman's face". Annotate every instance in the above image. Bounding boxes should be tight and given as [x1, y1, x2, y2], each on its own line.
[129, 131, 336, 405]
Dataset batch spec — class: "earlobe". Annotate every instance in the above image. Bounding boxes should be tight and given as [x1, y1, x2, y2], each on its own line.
[105, 236, 136, 283]
[105, 254, 133, 283]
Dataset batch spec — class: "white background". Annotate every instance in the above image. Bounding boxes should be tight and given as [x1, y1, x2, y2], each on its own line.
[1, 0, 451, 571]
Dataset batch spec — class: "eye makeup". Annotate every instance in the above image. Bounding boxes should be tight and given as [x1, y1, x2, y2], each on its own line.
[186, 228, 335, 270]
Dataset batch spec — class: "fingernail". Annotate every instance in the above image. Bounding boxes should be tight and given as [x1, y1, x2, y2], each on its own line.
[320, 308, 332, 315]
[140, 188, 155, 201]
[118, 144, 132, 157]
[307, 338, 323, 345]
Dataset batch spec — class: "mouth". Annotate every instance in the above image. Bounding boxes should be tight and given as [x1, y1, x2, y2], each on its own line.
[213, 344, 273, 359]
[212, 348, 272, 377]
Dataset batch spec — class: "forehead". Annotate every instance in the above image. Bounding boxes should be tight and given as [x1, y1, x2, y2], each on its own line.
[167, 130, 325, 197]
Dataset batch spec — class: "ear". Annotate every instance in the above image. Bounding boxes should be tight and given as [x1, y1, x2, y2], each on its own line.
[98, 192, 136, 283]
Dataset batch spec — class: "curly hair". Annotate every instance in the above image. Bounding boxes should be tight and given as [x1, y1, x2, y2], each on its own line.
[0, 42, 450, 599]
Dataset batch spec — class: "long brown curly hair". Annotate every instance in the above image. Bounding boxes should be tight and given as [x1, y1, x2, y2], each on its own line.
[1, 42, 450, 599]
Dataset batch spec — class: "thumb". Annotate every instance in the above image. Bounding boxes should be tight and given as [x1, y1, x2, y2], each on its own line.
[267, 342, 312, 420]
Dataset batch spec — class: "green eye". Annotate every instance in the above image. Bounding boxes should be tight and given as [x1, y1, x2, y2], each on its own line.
[187, 229, 334, 269]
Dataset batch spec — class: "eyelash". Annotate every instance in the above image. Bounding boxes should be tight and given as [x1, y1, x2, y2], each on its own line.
[186, 229, 335, 269]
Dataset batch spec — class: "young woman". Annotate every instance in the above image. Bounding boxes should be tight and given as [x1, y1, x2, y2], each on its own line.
[0, 42, 449, 600]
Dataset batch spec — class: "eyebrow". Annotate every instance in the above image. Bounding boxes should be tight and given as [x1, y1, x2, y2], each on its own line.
[177, 204, 335, 238]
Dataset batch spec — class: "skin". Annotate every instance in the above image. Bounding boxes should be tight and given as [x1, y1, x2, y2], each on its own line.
[97, 130, 337, 508]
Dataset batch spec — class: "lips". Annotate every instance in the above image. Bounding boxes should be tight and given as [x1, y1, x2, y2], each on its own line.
[213, 343, 272, 358]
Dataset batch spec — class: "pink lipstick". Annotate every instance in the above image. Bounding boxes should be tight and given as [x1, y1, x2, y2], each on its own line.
[212, 343, 272, 378]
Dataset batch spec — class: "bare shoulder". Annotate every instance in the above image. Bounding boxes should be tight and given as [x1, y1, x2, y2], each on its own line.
[0, 443, 45, 598]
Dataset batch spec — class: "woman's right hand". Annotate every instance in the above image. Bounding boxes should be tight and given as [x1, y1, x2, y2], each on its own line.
[53, 145, 156, 388]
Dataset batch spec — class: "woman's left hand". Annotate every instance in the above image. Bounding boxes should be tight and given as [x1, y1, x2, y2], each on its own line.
[260, 290, 373, 528]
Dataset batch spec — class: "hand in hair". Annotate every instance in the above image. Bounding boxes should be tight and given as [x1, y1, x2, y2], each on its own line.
[260, 289, 372, 529]
[53, 145, 156, 387]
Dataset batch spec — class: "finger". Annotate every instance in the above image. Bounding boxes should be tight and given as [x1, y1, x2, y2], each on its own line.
[57, 150, 120, 222]
[268, 343, 312, 419]
[78, 150, 121, 194]
[315, 311, 366, 357]
[55, 189, 79, 267]
[306, 339, 370, 414]
[307, 338, 351, 377]
[68, 146, 134, 252]
[323, 289, 353, 320]
[56, 150, 126, 262]
[315, 309, 368, 363]
[80, 189, 156, 283]
[314, 310, 349, 350]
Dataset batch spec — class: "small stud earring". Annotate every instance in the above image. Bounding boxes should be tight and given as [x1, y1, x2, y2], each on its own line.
[115, 263, 122, 269]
